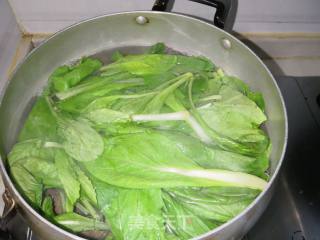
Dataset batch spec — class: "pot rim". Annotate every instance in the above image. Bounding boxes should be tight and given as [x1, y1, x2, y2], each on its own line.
[0, 10, 288, 240]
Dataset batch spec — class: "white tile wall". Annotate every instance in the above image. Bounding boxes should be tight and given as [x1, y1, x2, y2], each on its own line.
[0, 0, 21, 90]
[8, 0, 320, 34]
[0, 0, 22, 217]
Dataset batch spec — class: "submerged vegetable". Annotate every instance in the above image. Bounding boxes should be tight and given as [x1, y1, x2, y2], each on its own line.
[7, 43, 270, 240]
[51, 58, 102, 92]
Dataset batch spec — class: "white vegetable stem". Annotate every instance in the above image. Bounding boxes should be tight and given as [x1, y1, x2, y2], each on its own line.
[198, 95, 222, 102]
[186, 115, 212, 144]
[162, 167, 268, 191]
[131, 111, 189, 122]
[43, 141, 63, 148]
[131, 111, 212, 144]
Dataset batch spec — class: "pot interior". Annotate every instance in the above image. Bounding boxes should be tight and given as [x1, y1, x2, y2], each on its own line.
[0, 12, 287, 177]
[0, 11, 287, 240]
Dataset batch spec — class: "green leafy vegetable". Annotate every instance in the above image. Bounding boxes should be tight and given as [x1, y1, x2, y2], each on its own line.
[100, 54, 214, 76]
[8, 139, 53, 166]
[55, 72, 139, 101]
[163, 190, 218, 239]
[111, 51, 124, 62]
[107, 189, 166, 240]
[7, 43, 271, 240]
[221, 74, 265, 110]
[84, 131, 267, 190]
[54, 212, 109, 232]
[44, 95, 104, 162]
[100, 54, 177, 75]
[162, 186, 259, 239]
[165, 187, 259, 223]
[41, 195, 55, 218]
[195, 85, 269, 156]
[10, 164, 43, 207]
[54, 150, 80, 212]
[147, 42, 166, 54]
[57, 80, 145, 115]
[8, 139, 60, 207]
[51, 58, 102, 92]
[92, 177, 119, 215]
[76, 167, 97, 205]
[18, 97, 58, 141]
[161, 132, 269, 178]
[57, 118, 104, 162]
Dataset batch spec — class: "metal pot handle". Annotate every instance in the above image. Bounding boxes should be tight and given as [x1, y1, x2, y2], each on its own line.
[0, 178, 15, 219]
[152, 0, 238, 31]
[1, 189, 15, 219]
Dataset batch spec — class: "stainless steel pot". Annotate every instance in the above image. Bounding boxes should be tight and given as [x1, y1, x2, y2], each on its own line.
[0, 2, 287, 239]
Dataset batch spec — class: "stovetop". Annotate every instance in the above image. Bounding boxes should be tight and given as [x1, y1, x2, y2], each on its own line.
[246, 76, 320, 240]
[1, 76, 319, 240]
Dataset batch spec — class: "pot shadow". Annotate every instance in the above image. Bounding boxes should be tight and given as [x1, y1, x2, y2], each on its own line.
[232, 32, 285, 77]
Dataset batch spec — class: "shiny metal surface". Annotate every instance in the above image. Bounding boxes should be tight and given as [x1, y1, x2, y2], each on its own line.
[0, 189, 15, 219]
[135, 15, 149, 25]
[221, 38, 232, 50]
[0, 11, 287, 240]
